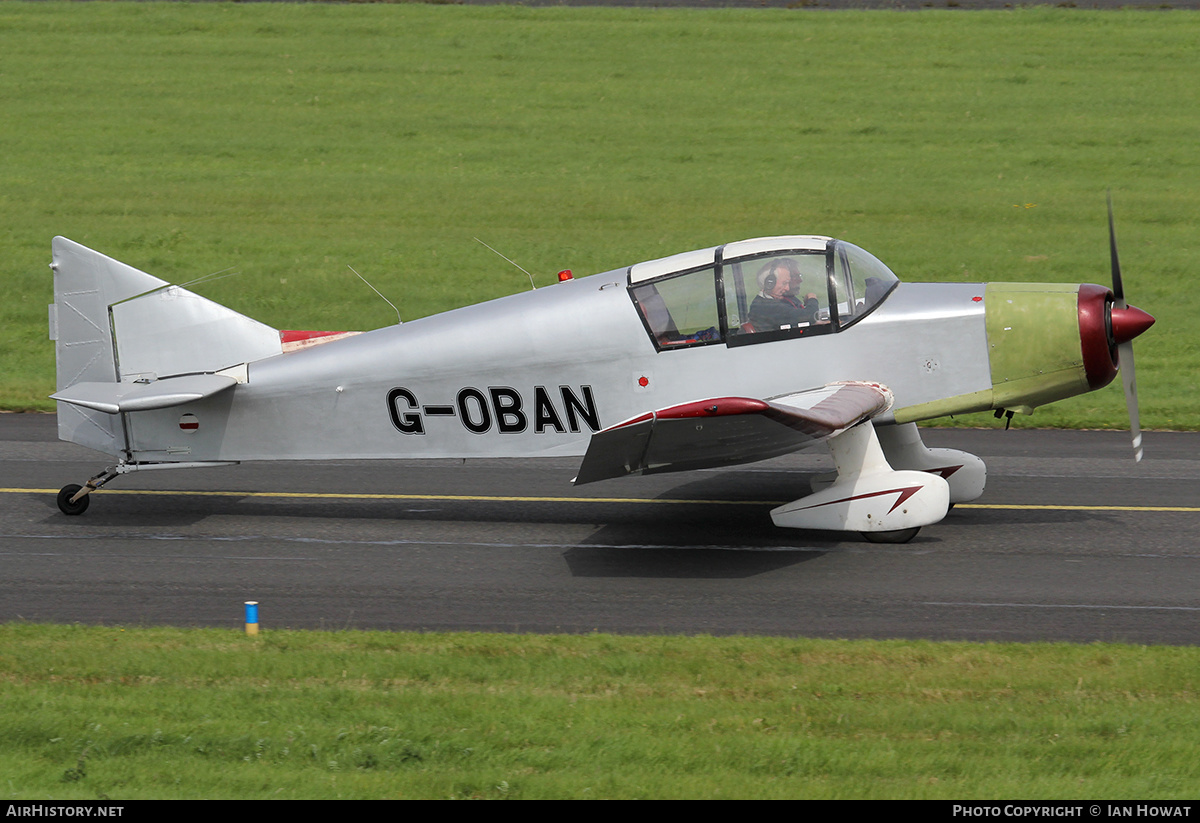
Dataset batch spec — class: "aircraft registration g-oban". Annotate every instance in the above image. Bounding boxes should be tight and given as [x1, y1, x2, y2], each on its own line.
[47, 214, 1154, 542]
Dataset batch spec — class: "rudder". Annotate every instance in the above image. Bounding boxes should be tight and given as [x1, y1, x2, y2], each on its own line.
[48, 237, 281, 455]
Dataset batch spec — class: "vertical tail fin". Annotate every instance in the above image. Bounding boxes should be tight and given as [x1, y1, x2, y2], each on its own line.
[49, 237, 281, 454]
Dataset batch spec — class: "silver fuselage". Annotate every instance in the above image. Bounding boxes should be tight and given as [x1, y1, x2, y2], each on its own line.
[119, 271, 990, 463]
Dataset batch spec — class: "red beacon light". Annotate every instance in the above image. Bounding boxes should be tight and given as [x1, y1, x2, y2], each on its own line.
[557, 269, 573, 282]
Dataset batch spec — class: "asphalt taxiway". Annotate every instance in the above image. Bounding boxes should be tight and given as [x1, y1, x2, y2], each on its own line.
[2, 414, 1197, 643]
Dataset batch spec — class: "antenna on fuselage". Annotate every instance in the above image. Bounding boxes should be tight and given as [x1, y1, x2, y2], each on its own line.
[178, 267, 241, 290]
[474, 237, 537, 291]
[348, 265, 402, 325]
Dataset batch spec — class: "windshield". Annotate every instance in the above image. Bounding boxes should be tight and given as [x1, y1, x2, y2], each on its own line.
[831, 240, 899, 329]
[628, 237, 899, 352]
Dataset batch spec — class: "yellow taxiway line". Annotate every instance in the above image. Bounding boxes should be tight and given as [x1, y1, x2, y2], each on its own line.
[3, 488, 1199, 513]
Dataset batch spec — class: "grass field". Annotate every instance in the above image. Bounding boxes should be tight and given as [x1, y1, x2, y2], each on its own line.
[1, 3, 1197, 426]
[2, 7, 1197, 800]
[2, 624, 1199, 800]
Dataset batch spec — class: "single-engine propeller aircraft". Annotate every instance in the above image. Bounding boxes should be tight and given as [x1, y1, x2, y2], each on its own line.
[47, 205, 1154, 542]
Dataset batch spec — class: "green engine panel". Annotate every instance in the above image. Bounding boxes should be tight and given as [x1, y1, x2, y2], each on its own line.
[985, 282, 1089, 412]
[894, 282, 1090, 424]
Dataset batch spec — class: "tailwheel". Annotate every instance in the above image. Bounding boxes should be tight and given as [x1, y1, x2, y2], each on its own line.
[57, 484, 90, 516]
[861, 527, 920, 544]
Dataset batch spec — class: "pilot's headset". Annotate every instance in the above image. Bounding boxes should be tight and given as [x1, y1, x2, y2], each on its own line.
[756, 260, 780, 296]
[757, 258, 798, 296]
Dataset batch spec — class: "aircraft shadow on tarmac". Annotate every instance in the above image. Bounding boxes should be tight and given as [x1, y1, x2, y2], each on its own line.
[562, 546, 827, 579]
[33, 466, 1115, 546]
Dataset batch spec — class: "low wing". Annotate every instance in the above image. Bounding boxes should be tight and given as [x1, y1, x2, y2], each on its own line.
[574, 381, 893, 485]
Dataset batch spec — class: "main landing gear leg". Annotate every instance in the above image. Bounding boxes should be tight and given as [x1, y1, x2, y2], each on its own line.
[810, 423, 987, 507]
[875, 422, 987, 505]
[770, 421, 950, 543]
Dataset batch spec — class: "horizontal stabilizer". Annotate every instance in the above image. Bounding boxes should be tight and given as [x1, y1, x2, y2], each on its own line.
[51, 373, 237, 415]
[574, 381, 892, 485]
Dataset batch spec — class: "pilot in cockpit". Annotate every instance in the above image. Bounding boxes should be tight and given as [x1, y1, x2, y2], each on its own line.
[747, 258, 820, 331]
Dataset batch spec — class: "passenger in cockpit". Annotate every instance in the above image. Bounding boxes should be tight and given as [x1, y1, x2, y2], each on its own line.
[747, 258, 820, 331]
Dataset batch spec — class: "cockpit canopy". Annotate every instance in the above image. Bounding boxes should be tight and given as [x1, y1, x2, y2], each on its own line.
[628, 236, 899, 351]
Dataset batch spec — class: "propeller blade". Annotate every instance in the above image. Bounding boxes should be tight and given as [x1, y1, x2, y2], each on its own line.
[1108, 191, 1126, 309]
[1107, 194, 1147, 462]
[1118, 341, 1142, 462]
